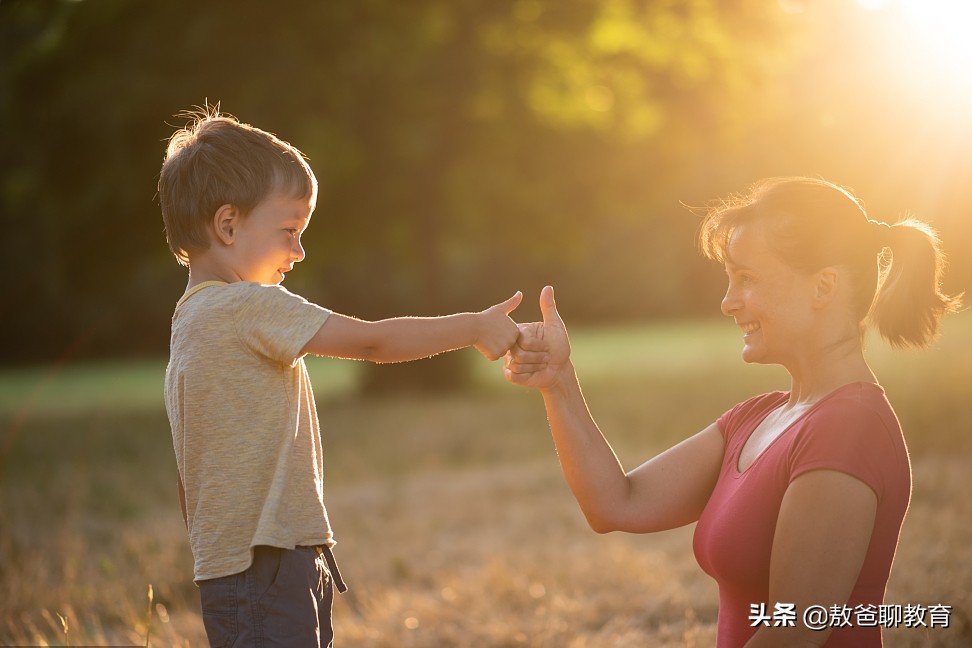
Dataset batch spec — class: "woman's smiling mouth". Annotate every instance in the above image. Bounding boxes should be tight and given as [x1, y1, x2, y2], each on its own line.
[740, 322, 761, 336]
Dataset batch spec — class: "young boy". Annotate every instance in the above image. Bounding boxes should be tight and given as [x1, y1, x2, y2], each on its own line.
[158, 108, 522, 647]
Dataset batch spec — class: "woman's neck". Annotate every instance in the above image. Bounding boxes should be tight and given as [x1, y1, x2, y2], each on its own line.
[785, 329, 877, 406]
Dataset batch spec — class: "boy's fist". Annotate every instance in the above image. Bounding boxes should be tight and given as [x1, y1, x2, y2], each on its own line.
[474, 291, 523, 360]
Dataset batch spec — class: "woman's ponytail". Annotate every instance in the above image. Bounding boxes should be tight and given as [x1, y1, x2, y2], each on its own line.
[868, 218, 963, 349]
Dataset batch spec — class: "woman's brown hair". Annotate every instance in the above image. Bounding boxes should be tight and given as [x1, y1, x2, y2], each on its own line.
[698, 177, 962, 349]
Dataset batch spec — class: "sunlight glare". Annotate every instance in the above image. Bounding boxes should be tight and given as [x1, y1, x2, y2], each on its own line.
[897, 0, 972, 88]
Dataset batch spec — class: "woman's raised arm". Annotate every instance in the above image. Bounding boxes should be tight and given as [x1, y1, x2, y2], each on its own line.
[505, 286, 724, 533]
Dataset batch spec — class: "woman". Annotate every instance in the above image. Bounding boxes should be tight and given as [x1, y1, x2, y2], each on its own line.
[504, 177, 961, 647]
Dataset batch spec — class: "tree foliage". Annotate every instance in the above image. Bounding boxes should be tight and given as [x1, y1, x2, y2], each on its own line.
[2, 0, 969, 386]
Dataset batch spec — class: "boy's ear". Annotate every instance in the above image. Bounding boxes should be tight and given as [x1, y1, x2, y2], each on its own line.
[812, 266, 840, 308]
[212, 204, 240, 246]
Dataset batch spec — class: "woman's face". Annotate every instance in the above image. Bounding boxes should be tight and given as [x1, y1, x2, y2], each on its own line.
[720, 221, 819, 366]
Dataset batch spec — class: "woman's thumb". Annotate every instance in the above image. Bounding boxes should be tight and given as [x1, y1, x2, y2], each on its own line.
[539, 285, 562, 325]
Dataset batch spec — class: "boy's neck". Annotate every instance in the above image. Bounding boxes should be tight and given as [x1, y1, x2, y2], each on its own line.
[186, 255, 239, 291]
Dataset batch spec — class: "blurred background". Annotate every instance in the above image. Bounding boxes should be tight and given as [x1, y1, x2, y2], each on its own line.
[1, 1, 971, 645]
[1, 0, 969, 379]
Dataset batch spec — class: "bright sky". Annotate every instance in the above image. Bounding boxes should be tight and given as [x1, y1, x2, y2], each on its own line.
[858, 0, 972, 99]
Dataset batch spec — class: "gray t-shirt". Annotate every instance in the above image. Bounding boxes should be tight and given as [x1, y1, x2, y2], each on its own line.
[165, 281, 332, 581]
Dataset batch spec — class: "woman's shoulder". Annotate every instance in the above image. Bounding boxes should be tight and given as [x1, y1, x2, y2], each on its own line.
[791, 382, 905, 465]
[810, 382, 897, 427]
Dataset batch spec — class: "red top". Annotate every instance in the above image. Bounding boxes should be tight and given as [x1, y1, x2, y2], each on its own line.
[693, 383, 911, 647]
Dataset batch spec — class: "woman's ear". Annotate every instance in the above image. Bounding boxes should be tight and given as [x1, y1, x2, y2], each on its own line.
[212, 204, 239, 246]
[813, 267, 840, 308]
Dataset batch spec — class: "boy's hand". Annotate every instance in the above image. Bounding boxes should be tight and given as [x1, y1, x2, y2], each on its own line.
[474, 291, 524, 360]
[504, 286, 571, 389]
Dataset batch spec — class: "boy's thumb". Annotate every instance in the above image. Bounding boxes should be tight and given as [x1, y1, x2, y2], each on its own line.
[539, 285, 562, 325]
[502, 291, 524, 314]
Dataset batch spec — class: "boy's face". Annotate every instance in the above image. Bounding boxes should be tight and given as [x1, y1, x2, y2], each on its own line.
[228, 193, 313, 285]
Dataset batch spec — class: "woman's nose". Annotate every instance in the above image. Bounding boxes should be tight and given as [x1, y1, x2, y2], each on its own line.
[721, 284, 739, 317]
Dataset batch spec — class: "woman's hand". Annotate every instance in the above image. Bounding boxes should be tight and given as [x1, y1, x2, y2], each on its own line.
[504, 286, 572, 390]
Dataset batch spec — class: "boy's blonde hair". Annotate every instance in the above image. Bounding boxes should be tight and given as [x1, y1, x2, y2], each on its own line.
[159, 105, 317, 266]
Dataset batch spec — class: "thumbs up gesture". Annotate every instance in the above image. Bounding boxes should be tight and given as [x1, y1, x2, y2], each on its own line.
[473, 291, 524, 361]
[504, 286, 572, 389]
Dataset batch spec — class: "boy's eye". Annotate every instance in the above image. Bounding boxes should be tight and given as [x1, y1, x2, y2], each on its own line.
[285, 228, 298, 237]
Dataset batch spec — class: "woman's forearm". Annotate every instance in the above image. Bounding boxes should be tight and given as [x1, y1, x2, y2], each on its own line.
[540, 363, 632, 533]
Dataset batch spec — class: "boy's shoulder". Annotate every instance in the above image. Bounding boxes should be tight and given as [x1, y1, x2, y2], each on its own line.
[176, 280, 307, 313]
[171, 280, 329, 363]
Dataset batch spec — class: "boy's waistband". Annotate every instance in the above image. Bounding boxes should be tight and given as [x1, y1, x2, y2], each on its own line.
[301, 544, 349, 593]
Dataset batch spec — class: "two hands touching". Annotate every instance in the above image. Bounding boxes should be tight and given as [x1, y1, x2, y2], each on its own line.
[480, 286, 571, 390]
[304, 286, 566, 366]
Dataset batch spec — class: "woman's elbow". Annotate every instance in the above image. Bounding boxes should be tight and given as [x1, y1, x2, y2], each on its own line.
[584, 506, 669, 535]
[589, 522, 616, 535]
[583, 510, 621, 535]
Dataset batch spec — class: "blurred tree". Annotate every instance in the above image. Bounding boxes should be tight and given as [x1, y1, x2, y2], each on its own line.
[2, 0, 967, 389]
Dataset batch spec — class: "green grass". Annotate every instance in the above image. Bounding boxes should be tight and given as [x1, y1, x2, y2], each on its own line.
[0, 355, 362, 421]
[0, 359, 168, 419]
[4, 310, 967, 421]
[0, 317, 768, 411]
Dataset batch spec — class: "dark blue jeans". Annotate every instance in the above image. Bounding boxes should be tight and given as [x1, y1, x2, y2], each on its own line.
[199, 545, 346, 648]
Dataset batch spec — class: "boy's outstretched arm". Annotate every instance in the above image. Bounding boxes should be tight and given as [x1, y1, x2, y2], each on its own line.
[302, 292, 522, 363]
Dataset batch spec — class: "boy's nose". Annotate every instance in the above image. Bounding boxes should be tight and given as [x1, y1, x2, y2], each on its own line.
[292, 238, 306, 262]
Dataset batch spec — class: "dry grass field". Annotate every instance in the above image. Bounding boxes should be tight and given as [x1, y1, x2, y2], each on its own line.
[1, 314, 969, 647]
